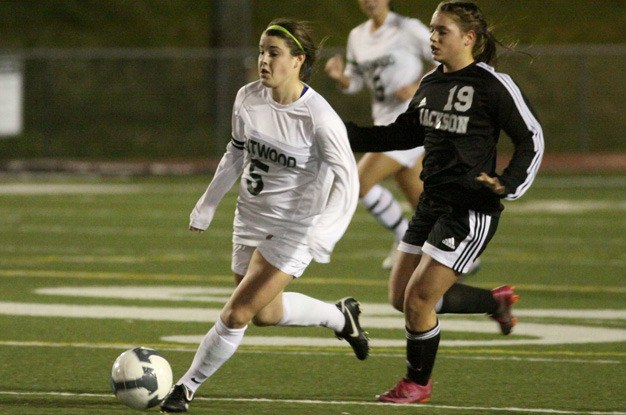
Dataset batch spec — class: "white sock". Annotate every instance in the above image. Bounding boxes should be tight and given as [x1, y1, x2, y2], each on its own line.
[277, 292, 345, 333]
[179, 318, 247, 393]
[361, 185, 408, 242]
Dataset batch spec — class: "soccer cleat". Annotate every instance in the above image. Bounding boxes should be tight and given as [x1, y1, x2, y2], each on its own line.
[382, 242, 399, 270]
[160, 383, 193, 413]
[335, 297, 370, 360]
[489, 285, 520, 335]
[378, 377, 432, 404]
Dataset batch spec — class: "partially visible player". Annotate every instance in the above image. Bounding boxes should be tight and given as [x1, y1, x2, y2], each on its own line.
[160, 18, 368, 413]
[325, 0, 436, 269]
[346, 1, 544, 403]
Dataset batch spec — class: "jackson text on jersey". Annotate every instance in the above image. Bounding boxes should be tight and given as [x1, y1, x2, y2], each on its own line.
[418, 108, 469, 134]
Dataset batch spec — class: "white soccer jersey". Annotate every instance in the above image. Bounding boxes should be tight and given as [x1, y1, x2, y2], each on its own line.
[190, 81, 359, 263]
[343, 11, 435, 125]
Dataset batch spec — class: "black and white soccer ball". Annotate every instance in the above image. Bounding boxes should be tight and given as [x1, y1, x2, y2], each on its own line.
[111, 347, 173, 410]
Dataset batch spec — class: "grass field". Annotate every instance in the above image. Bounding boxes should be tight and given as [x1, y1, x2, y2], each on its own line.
[0, 173, 624, 415]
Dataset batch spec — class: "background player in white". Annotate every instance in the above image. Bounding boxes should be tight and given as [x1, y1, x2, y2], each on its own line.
[325, 0, 436, 269]
[161, 18, 369, 413]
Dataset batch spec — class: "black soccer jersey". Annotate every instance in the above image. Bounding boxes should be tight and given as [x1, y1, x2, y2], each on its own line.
[347, 62, 544, 214]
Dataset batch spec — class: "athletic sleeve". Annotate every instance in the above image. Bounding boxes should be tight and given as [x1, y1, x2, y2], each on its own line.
[345, 106, 425, 152]
[189, 88, 247, 229]
[189, 139, 244, 230]
[407, 18, 436, 66]
[342, 30, 364, 95]
[492, 77, 544, 201]
[307, 120, 359, 263]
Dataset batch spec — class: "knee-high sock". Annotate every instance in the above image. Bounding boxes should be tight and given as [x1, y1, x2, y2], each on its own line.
[406, 321, 441, 385]
[438, 283, 498, 314]
[361, 184, 408, 242]
[179, 318, 247, 393]
[276, 292, 345, 333]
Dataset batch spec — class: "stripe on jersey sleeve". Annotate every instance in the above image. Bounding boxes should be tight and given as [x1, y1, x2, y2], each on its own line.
[230, 137, 245, 150]
[477, 63, 544, 201]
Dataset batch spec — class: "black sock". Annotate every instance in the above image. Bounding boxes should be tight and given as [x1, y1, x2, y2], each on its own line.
[439, 283, 498, 314]
[405, 322, 440, 385]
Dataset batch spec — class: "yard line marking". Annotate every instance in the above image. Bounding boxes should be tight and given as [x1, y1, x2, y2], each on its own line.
[0, 390, 624, 414]
[2, 269, 626, 293]
[508, 200, 626, 213]
[0, 184, 143, 194]
[2, 301, 626, 347]
[0, 340, 622, 363]
[535, 176, 626, 189]
[31, 286, 626, 314]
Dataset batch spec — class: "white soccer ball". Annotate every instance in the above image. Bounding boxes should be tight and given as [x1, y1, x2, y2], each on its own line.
[111, 347, 173, 410]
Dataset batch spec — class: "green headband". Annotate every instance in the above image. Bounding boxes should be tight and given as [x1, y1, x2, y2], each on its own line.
[266, 24, 304, 52]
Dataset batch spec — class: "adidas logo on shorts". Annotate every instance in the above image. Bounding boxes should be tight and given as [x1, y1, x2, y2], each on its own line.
[442, 237, 456, 249]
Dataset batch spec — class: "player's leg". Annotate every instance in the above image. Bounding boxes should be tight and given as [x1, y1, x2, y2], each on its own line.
[358, 152, 409, 268]
[394, 153, 423, 210]
[422, 209, 517, 333]
[378, 254, 456, 404]
[162, 250, 294, 412]
[388, 250, 421, 312]
[250, 244, 369, 360]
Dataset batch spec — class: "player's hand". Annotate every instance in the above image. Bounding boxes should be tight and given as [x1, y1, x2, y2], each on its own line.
[475, 172, 505, 195]
[189, 226, 204, 233]
[324, 54, 345, 81]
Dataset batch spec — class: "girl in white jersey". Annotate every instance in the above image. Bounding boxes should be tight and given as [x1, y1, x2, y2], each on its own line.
[325, 0, 436, 269]
[160, 18, 369, 413]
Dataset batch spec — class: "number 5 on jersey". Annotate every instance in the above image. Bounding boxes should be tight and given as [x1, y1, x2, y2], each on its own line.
[246, 159, 269, 196]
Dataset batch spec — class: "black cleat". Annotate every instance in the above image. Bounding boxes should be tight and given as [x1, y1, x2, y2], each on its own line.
[335, 297, 369, 360]
[160, 384, 193, 413]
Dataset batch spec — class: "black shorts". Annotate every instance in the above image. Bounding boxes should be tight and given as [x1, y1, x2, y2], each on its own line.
[400, 195, 500, 273]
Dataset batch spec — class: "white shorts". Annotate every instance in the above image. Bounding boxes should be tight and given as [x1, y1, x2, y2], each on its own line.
[383, 146, 425, 168]
[231, 241, 312, 278]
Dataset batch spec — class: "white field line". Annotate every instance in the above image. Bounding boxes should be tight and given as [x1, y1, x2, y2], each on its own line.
[0, 248, 624, 268]
[507, 200, 626, 213]
[2, 300, 626, 347]
[2, 269, 626, 294]
[32, 285, 626, 305]
[0, 340, 620, 364]
[0, 175, 623, 194]
[0, 184, 144, 194]
[535, 176, 626, 189]
[0, 390, 624, 415]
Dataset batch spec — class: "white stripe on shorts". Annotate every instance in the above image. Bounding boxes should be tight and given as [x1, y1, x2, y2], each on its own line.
[422, 210, 491, 274]
[453, 210, 491, 273]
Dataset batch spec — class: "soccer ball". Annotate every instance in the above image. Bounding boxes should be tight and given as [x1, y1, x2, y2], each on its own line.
[111, 347, 173, 410]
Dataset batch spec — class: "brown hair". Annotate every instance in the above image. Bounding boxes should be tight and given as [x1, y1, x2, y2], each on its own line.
[436, 1, 500, 64]
[264, 18, 318, 82]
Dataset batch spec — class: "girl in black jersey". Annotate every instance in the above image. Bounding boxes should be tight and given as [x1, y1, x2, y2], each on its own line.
[346, 1, 544, 404]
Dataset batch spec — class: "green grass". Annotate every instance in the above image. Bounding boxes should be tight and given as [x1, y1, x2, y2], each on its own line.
[0, 173, 625, 414]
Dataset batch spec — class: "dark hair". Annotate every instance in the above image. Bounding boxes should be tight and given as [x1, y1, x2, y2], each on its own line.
[436, 1, 500, 64]
[264, 18, 318, 82]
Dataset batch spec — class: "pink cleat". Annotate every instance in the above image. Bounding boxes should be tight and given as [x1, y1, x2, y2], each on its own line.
[377, 378, 432, 404]
[490, 285, 520, 335]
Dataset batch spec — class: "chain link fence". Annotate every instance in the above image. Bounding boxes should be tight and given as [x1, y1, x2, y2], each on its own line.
[1, 44, 624, 160]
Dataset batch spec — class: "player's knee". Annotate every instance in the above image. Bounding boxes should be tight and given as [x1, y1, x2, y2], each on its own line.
[403, 292, 430, 317]
[220, 307, 252, 329]
[251, 312, 273, 327]
[389, 291, 404, 312]
[251, 307, 282, 327]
